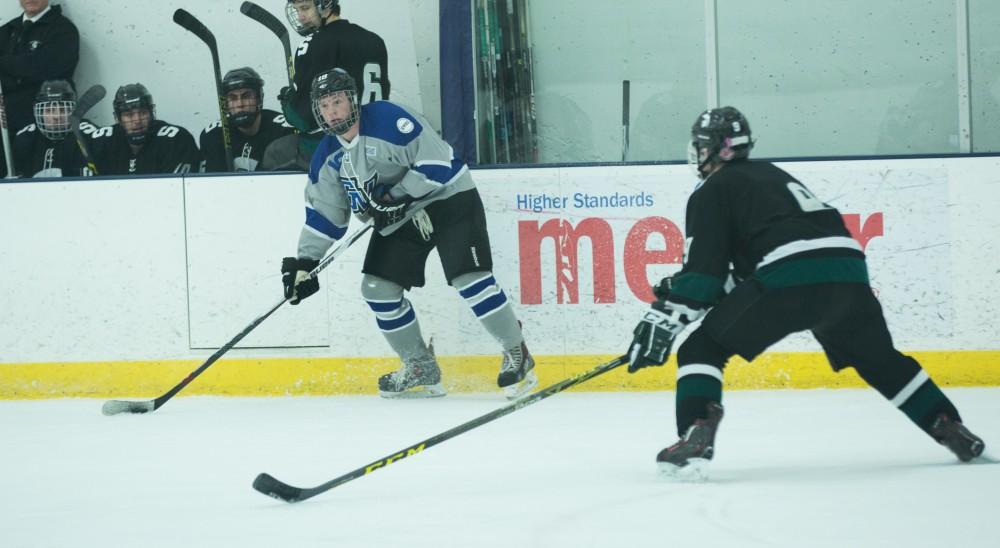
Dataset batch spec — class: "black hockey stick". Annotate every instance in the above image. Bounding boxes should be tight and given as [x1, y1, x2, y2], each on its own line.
[173, 8, 234, 172]
[101, 222, 374, 416]
[252, 354, 630, 502]
[69, 85, 106, 176]
[240, 1, 295, 88]
[0, 78, 17, 178]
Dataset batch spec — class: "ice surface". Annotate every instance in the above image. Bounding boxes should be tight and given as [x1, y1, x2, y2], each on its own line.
[1, 388, 997, 547]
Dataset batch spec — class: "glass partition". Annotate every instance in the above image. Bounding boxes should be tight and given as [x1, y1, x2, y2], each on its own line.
[969, 0, 1000, 152]
[475, 0, 705, 164]
[471, 0, 997, 165]
[717, 1, 959, 158]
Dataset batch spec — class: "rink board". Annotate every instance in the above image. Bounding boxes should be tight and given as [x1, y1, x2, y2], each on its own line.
[2, 351, 999, 400]
[0, 157, 998, 397]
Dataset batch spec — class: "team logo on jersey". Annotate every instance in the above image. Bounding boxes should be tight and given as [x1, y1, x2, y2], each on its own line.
[341, 172, 379, 213]
[365, 145, 377, 157]
[396, 118, 414, 134]
[28, 40, 41, 51]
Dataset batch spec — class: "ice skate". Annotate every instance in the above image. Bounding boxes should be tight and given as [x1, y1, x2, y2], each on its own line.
[657, 402, 724, 482]
[378, 349, 446, 399]
[497, 340, 537, 399]
[930, 413, 985, 462]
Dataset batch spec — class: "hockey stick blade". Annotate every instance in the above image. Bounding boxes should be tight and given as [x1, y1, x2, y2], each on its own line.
[240, 2, 288, 40]
[240, 1, 295, 86]
[173, 9, 216, 50]
[253, 473, 305, 502]
[102, 399, 155, 416]
[101, 222, 372, 416]
[252, 354, 629, 503]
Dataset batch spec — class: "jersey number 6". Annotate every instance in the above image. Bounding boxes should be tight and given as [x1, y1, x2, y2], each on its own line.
[361, 62, 383, 105]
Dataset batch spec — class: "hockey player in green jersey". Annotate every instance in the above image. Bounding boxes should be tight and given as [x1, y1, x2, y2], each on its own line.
[627, 106, 985, 480]
[281, 68, 536, 400]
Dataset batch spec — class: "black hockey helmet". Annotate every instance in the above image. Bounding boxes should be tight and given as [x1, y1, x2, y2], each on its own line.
[310, 68, 358, 136]
[285, 0, 340, 36]
[33, 79, 76, 140]
[222, 67, 265, 128]
[113, 83, 156, 146]
[113, 83, 155, 118]
[688, 106, 754, 178]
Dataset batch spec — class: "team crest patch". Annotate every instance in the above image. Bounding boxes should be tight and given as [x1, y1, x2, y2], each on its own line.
[29, 40, 41, 51]
[396, 117, 414, 134]
[366, 145, 377, 157]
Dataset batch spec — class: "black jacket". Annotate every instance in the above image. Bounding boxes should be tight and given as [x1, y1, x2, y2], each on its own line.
[0, 5, 80, 133]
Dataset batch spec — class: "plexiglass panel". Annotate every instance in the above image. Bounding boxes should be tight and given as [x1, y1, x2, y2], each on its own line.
[522, 0, 705, 163]
[969, 0, 1000, 152]
[716, 1, 957, 157]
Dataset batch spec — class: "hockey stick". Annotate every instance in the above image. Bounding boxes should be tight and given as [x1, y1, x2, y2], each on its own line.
[621, 79, 630, 163]
[101, 222, 374, 416]
[0, 78, 17, 178]
[252, 354, 630, 502]
[240, 1, 295, 88]
[173, 8, 234, 172]
[69, 85, 106, 176]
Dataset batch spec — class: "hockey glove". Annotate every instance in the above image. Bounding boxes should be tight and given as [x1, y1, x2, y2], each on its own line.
[278, 85, 294, 105]
[368, 183, 413, 231]
[281, 257, 321, 305]
[652, 275, 675, 301]
[627, 300, 705, 373]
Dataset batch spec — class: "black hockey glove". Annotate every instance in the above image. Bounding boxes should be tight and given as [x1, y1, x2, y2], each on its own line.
[652, 275, 675, 301]
[278, 85, 294, 105]
[368, 183, 413, 231]
[627, 299, 705, 373]
[281, 257, 321, 305]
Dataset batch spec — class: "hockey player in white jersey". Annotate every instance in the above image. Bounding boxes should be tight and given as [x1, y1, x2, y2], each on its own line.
[281, 68, 536, 399]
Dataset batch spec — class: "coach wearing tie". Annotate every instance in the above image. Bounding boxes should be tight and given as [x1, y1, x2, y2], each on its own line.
[0, 0, 79, 135]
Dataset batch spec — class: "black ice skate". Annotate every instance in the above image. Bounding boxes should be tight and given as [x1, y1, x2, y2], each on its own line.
[497, 340, 538, 400]
[657, 402, 724, 481]
[931, 413, 985, 462]
[378, 352, 446, 399]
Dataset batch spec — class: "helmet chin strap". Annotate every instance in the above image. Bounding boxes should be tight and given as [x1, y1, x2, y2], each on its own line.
[229, 109, 259, 130]
[126, 131, 149, 147]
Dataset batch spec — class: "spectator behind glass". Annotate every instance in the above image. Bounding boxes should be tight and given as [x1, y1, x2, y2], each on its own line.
[14, 78, 95, 177]
[199, 67, 293, 173]
[89, 83, 200, 176]
[0, 0, 79, 136]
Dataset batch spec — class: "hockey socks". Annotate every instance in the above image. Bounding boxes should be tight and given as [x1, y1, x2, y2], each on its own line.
[454, 272, 521, 348]
[675, 364, 724, 437]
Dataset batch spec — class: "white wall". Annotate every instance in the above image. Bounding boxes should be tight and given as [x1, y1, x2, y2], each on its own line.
[1, 157, 998, 364]
[0, 1, 440, 133]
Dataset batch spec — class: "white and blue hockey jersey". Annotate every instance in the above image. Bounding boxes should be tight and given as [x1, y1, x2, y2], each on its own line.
[297, 101, 475, 260]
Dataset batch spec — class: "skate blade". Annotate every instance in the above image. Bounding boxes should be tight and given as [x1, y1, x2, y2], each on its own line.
[502, 370, 539, 400]
[379, 383, 447, 399]
[658, 458, 711, 482]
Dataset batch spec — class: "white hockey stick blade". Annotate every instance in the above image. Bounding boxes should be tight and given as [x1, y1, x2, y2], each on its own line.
[102, 399, 155, 416]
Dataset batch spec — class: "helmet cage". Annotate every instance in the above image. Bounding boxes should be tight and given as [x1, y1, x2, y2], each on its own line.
[222, 68, 264, 129]
[312, 88, 358, 135]
[114, 85, 156, 147]
[285, 0, 338, 36]
[310, 68, 358, 136]
[34, 100, 76, 140]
